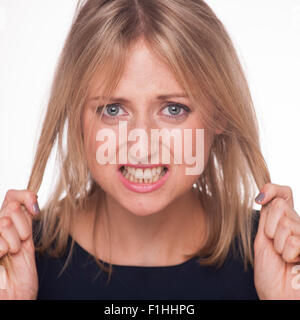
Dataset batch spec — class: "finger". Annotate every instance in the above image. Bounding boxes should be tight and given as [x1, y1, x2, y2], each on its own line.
[274, 215, 300, 254]
[0, 217, 21, 254]
[1, 189, 40, 216]
[264, 198, 300, 239]
[255, 183, 294, 208]
[1, 201, 32, 241]
[282, 235, 300, 263]
[0, 236, 9, 258]
[0, 264, 7, 291]
[254, 205, 269, 248]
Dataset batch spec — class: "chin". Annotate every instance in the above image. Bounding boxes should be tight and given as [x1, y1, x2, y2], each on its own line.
[117, 196, 172, 217]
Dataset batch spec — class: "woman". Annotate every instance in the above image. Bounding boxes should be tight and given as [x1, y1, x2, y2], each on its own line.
[0, 0, 299, 300]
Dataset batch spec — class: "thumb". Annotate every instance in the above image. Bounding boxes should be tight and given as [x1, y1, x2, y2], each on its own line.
[255, 183, 294, 208]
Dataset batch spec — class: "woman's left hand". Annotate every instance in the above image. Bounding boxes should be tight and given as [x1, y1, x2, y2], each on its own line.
[254, 183, 300, 300]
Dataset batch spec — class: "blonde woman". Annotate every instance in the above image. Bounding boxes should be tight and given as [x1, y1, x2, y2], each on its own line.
[0, 0, 299, 300]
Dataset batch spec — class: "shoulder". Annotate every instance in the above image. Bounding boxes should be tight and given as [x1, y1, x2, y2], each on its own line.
[32, 218, 75, 291]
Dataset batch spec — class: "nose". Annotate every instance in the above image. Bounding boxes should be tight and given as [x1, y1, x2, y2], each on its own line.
[128, 111, 153, 132]
[126, 113, 157, 164]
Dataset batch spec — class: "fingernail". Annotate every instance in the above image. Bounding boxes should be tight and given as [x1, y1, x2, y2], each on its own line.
[255, 192, 265, 203]
[33, 202, 40, 215]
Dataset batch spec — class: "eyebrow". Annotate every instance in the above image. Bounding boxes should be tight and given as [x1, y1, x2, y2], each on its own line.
[89, 93, 188, 102]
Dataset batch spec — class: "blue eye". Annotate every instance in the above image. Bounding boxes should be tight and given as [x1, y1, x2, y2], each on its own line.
[167, 105, 181, 115]
[161, 103, 191, 119]
[105, 104, 120, 116]
[96, 102, 191, 120]
[96, 104, 126, 117]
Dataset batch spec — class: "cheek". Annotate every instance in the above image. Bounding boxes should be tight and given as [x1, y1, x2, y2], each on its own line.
[82, 115, 104, 174]
[168, 125, 213, 177]
[201, 128, 214, 164]
[83, 127, 98, 166]
[85, 141, 115, 194]
[83, 123, 120, 185]
[174, 165, 200, 190]
[85, 137, 113, 181]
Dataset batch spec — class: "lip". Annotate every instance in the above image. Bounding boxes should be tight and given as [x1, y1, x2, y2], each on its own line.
[118, 163, 170, 169]
[117, 164, 171, 193]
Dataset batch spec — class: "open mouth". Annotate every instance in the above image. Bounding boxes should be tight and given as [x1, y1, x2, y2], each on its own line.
[119, 165, 168, 184]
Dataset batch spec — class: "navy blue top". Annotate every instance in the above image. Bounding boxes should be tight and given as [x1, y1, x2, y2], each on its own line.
[35, 211, 260, 300]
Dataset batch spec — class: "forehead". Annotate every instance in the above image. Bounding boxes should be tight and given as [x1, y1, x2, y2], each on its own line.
[89, 39, 185, 97]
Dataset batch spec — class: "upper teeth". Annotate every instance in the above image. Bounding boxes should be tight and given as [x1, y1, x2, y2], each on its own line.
[125, 166, 162, 179]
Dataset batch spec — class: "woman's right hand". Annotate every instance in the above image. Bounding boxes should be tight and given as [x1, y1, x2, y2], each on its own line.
[0, 189, 40, 300]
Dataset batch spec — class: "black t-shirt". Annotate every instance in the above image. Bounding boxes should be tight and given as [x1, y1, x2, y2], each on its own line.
[35, 211, 260, 300]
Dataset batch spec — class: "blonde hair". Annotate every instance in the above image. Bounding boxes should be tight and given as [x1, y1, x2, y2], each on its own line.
[2, 0, 270, 283]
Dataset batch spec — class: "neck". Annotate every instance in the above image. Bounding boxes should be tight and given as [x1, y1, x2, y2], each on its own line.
[71, 186, 207, 266]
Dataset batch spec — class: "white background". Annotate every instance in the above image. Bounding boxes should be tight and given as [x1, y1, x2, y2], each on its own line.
[0, 0, 299, 211]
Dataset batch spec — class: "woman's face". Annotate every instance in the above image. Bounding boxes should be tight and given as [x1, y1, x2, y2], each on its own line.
[83, 38, 215, 216]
